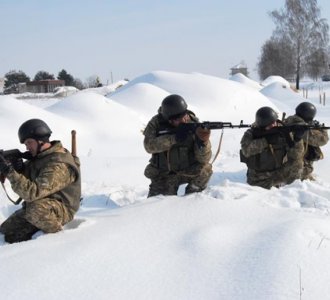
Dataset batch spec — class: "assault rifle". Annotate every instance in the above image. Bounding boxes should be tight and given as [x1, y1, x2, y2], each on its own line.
[252, 123, 330, 138]
[0, 149, 31, 179]
[0, 149, 32, 205]
[158, 120, 251, 136]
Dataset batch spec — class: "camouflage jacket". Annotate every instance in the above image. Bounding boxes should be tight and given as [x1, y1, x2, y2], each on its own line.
[240, 123, 304, 172]
[6, 141, 81, 214]
[285, 114, 329, 161]
[143, 111, 212, 173]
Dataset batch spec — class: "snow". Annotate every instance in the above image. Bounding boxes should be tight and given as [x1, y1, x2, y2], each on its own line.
[229, 72, 262, 90]
[261, 75, 291, 89]
[1, 71, 330, 300]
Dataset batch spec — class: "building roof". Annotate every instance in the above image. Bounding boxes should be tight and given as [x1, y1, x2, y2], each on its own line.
[231, 63, 247, 70]
[26, 79, 65, 86]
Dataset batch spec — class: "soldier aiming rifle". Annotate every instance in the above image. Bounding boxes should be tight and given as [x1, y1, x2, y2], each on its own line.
[0, 119, 81, 244]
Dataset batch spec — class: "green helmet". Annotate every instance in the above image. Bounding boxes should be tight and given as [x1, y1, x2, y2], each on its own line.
[18, 119, 52, 143]
[255, 106, 278, 128]
[295, 102, 316, 122]
[161, 94, 188, 120]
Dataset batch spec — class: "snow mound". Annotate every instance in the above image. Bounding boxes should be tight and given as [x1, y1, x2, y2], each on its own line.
[229, 73, 262, 90]
[261, 76, 291, 88]
[260, 82, 304, 114]
[53, 86, 79, 97]
[108, 82, 168, 118]
[110, 70, 276, 123]
[83, 80, 129, 96]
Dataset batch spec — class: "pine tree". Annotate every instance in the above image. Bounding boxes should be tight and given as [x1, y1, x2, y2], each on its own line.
[57, 69, 75, 86]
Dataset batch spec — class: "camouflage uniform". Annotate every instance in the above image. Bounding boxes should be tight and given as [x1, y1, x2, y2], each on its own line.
[285, 115, 329, 180]
[240, 123, 304, 189]
[0, 141, 81, 243]
[144, 111, 212, 197]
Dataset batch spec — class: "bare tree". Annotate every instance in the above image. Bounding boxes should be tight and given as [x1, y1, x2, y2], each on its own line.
[258, 36, 296, 80]
[72, 78, 85, 90]
[305, 48, 329, 80]
[86, 75, 102, 88]
[270, 0, 329, 89]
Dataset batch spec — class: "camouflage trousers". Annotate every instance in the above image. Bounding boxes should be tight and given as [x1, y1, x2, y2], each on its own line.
[247, 159, 303, 189]
[145, 163, 213, 197]
[301, 160, 315, 181]
[0, 198, 73, 244]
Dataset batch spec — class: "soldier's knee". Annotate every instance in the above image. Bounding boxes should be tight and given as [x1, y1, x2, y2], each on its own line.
[25, 201, 63, 233]
[0, 223, 7, 234]
[202, 163, 213, 177]
[25, 203, 46, 226]
[4, 232, 33, 244]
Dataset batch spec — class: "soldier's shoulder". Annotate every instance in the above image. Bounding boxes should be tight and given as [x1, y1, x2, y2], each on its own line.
[284, 114, 305, 125]
[147, 114, 163, 125]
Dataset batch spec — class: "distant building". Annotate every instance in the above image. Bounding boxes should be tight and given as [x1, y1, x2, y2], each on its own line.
[0, 78, 4, 94]
[18, 79, 65, 93]
[230, 62, 248, 77]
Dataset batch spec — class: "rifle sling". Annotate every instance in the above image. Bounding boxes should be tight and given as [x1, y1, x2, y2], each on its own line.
[211, 128, 224, 165]
[1, 181, 23, 205]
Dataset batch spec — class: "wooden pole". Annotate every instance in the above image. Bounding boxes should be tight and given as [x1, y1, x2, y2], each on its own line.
[71, 130, 77, 156]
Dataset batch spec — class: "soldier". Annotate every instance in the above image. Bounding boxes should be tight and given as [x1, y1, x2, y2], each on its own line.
[285, 102, 329, 180]
[0, 119, 81, 243]
[143, 94, 213, 197]
[240, 106, 304, 189]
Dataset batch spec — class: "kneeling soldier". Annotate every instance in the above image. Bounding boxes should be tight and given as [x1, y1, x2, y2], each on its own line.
[240, 107, 304, 189]
[143, 94, 213, 197]
[0, 119, 81, 243]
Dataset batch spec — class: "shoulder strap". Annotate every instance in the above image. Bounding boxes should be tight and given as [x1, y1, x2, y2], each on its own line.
[1, 181, 23, 205]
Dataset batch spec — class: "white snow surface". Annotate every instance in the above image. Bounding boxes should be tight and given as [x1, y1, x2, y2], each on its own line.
[261, 75, 291, 89]
[1, 71, 330, 300]
[229, 72, 262, 90]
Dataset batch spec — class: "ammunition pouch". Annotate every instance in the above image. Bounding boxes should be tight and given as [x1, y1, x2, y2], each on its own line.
[305, 145, 323, 161]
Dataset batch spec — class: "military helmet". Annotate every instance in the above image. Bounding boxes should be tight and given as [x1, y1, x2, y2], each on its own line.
[161, 94, 188, 120]
[295, 102, 316, 122]
[18, 119, 52, 143]
[255, 106, 278, 128]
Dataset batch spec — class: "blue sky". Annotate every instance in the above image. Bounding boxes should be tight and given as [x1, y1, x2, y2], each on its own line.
[0, 0, 329, 83]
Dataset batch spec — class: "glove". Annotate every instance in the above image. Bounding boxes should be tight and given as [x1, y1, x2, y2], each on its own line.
[0, 154, 13, 177]
[264, 133, 279, 144]
[293, 126, 307, 142]
[12, 158, 24, 172]
[251, 128, 266, 139]
[175, 124, 189, 142]
[195, 127, 211, 143]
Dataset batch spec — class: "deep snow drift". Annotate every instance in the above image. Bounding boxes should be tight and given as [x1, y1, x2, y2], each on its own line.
[1, 71, 330, 300]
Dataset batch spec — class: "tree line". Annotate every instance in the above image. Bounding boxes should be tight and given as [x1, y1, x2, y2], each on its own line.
[2, 69, 103, 94]
[257, 0, 330, 89]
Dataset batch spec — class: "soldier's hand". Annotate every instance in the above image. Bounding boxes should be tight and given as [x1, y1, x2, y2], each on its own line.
[175, 124, 189, 142]
[312, 120, 320, 127]
[0, 154, 13, 177]
[294, 126, 308, 142]
[264, 133, 278, 144]
[12, 158, 24, 172]
[195, 127, 211, 143]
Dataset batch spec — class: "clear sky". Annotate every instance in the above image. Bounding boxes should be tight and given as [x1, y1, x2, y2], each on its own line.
[0, 0, 329, 84]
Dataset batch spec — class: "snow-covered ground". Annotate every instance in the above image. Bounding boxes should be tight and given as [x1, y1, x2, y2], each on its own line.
[1, 71, 330, 300]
